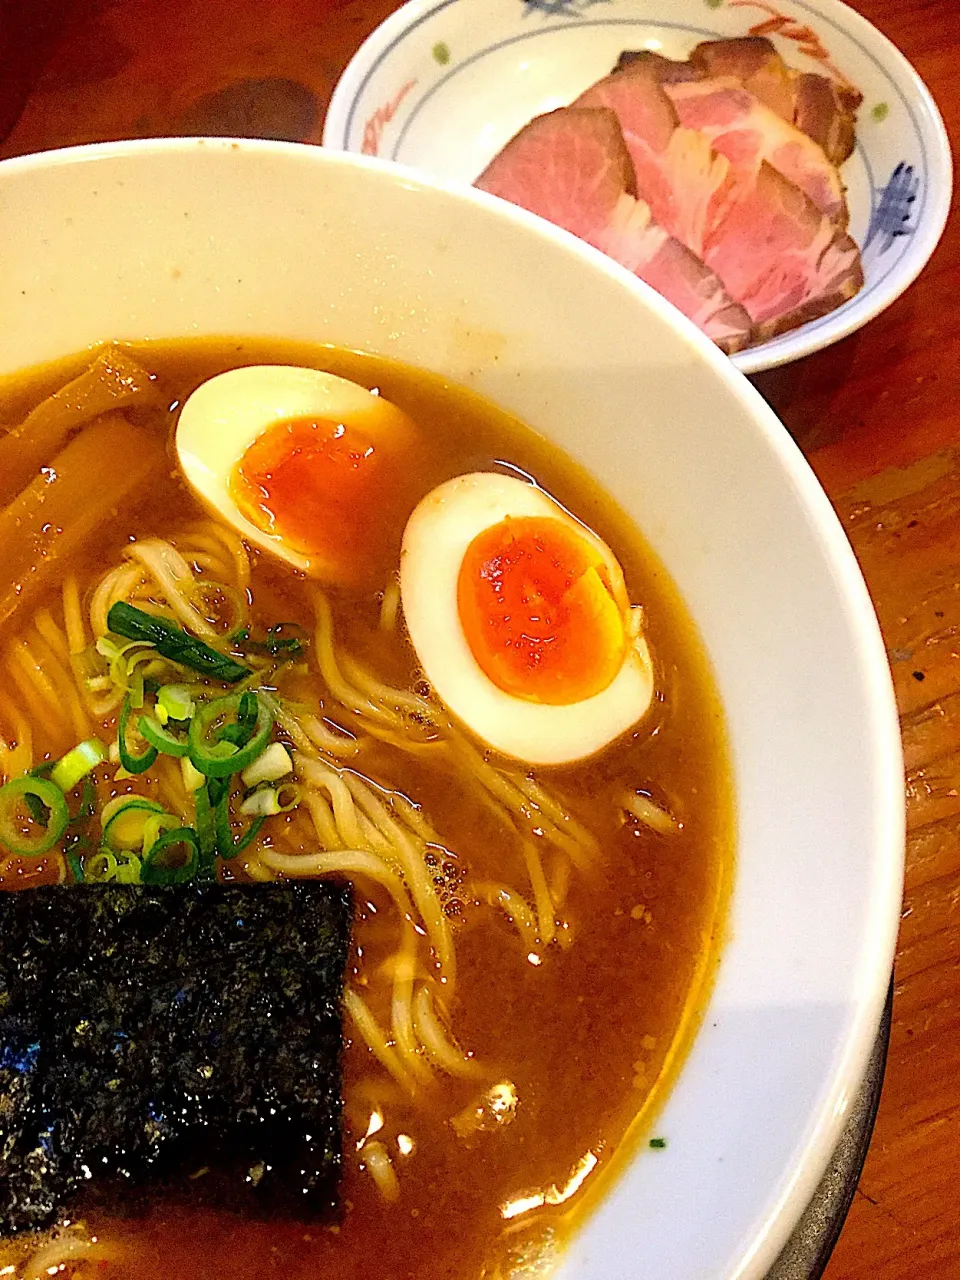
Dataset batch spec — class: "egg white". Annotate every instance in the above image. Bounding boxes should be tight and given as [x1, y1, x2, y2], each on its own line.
[176, 364, 416, 582]
[400, 472, 655, 766]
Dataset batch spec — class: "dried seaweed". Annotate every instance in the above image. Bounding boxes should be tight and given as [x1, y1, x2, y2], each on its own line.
[0, 883, 350, 1233]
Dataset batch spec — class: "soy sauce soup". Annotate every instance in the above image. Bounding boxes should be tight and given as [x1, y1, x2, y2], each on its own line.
[0, 339, 732, 1280]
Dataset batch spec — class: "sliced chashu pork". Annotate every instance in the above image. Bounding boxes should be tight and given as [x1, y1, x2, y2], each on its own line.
[576, 62, 862, 337]
[475, 107, 753, 353]
[616, 38, 861, 167]
[686, 38, 862, 168]
[664, 78, 848, 228]
[601, 53, 848, 226]
[575, 62, 742, 256]
[702, 160, 862, 340]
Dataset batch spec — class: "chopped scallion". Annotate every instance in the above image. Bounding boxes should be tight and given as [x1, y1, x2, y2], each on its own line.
[240, 742, 294, 788]
[50, 738, 106, 793]
[194, 783, 217, 875]
[114, 854, 143, 884]
[142, 811, 183, 854]
[85, 846, 142, 883]
[64, 841, 86, 884]
[67, 779, 98, 828]
[245, 623, 307, 661]
[212, 784, 265, 860]
[188, 692, 273, 778]
[157, 683, 196, 723]
[107, 602, 251, 683]
[85, 850, 119, 882]
[102, 795, 165, 850]
[240, 783, 301, 818]
[181, 756, 206, 793]
[118, 695, 158, 775]
[128, 665, 145, 709]
[0, 776, 69, 856]
[141, 826, 200, 884]
[138, 713, 190, 758]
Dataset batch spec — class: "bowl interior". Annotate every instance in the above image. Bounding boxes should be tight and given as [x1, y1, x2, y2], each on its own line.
[324, 0, 952, 373]
[0, 139, 903, 1279]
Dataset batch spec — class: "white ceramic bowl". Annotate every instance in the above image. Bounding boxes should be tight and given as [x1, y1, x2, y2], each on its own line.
[0, 138, 903, 1279]
[324, 0, 952, 374]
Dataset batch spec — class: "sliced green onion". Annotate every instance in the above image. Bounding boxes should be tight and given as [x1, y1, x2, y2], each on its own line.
[128, 665, 145, 709]
[107, 602, 252, 683]
[240, 783, 301, 818]
[101, 793, 160, 827]
[25, 762, 55, 820]
[50, 738, 107, 793]
[207, 774, 230, 808]
[64, 841, 86, 884]
[138, 713, 189, 758]
[88, 848, 141, 884]
[68, 779, 98, 828]
[97, 636, 157, 701]
[97, 635, 134, 661]
[118, 696, 158, 775]
[213, 785, 265, 860]
[102, 795, 165, 850]
[240, 742, 294, 788]
[217, 690, 258, 749]
[194, 783, 217, 874]
[245, 623, 307, 661]
[114, 853, 143, 884]
[141, 826, 200, 885]
[85, 850, 119, 882]
[181, 756, 206, 793]
[142, 811, 182, 854]
[96, 635, 154, 666]
[0, 776, 70, 856]
[23, 783, 47, 824]
[188, 692, 273, 778]
[157, 683, 196, 724]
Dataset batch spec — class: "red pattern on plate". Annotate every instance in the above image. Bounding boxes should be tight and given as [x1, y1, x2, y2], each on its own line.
[362, 79, 417, 155]
[730, 0, 856, 88]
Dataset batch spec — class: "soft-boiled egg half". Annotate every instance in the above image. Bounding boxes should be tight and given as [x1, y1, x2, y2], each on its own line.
[176, 365, 420, 587]
[400, 473, 654, 766]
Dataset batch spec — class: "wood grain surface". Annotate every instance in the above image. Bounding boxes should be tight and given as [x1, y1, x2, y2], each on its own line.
[0, 1, 957, 1275]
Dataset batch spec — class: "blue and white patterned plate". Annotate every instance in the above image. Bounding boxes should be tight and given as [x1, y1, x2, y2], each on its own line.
[324, 0, 951, 373]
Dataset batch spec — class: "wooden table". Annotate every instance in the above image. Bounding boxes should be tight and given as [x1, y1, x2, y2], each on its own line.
[1, 1, 956, 1275]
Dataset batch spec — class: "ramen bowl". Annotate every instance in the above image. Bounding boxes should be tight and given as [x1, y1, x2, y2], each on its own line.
[324, 0, 952, 374]
[0, 138, 903, 1279]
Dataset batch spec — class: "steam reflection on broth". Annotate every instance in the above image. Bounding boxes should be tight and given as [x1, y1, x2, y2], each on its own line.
[0, 338, 731, 1280]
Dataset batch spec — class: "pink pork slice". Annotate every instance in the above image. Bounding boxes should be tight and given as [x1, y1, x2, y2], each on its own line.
[575, 62, 742, 258]
[702, 160, 862, 340]
[664, 77, 849, 227]
[686, 38, 862, 168]
[592, 55, 848, 228]
[617, 41, 861, 168]
[576, 62, 862, 337]
[475, 107, 753, 353]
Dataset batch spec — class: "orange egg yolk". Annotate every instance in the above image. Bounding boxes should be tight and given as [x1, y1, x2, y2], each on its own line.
[231, 416, 408, 582]
[457, 516, 628, 705]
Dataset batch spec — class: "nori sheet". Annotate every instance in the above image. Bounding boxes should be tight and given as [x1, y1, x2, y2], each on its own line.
[0, 883, 350, 1234]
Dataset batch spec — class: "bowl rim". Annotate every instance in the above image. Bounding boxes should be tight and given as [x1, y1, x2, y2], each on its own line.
[0, 134, 906, 1278]
[322, 0, 953, 374]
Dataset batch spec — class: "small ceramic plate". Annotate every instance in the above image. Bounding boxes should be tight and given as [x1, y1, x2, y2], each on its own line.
[324, 0, 952, 373]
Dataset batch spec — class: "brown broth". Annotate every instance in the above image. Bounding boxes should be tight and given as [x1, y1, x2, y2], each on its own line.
[0, 338, 733, 1279]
